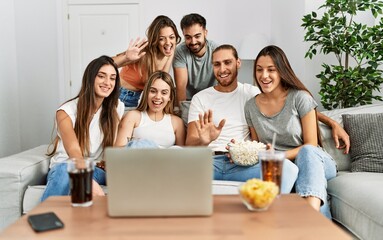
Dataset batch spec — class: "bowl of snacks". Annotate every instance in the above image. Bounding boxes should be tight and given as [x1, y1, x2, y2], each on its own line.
[238, 178, 279, 211]
[228, 140, 266, 166]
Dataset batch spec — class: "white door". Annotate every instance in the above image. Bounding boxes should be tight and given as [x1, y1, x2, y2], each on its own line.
[68, 4, 139, 98]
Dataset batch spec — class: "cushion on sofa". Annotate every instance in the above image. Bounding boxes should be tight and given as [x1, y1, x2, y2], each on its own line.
[319, 123, 351, 171]
[342, 113, 383, 173]
[320, 103, 383, 172]
[0, 145, 49, 231]
[23, 185, 46, 214]
[328, 172, 383, 240]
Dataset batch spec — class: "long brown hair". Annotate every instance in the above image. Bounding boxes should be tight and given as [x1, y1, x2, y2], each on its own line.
[140, 16, 181, 78]
[48, 55, 121, 157]
[253, 45, 322, 146]
[136, 71, 176, 114]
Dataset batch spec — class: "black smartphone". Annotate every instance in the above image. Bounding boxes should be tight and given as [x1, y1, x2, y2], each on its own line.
[27, 212, 64, 232]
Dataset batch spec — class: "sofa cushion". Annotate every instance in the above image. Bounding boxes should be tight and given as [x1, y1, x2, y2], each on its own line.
[342, 113, 383, 172]
[23, 185, 46, 214]
[328, 172, 383, 240]
[320, 103, 383, 172]
[319, 123, 351, 171]
[0, 145, 49, 231]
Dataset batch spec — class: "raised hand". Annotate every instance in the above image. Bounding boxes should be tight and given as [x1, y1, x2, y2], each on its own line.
[124, 37, 148, 62]
[195, 109, 225, 145]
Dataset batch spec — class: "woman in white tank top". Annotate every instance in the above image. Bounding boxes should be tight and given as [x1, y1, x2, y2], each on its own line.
[115, 71, 185, 148]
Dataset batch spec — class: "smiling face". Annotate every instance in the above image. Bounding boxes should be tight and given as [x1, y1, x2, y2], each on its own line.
[147, 78, 171, 113]
[158, 26, 177, 57]
[94, 64, 117, 100]
[212, 48, 241, 92]
[255, 55, 282, 94]
[182, 24, 207, 57]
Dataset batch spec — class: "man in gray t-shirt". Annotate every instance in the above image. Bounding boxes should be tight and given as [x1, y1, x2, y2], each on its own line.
[173, 13, 218, 124]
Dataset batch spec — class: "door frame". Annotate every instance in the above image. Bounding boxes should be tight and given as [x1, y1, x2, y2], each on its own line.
[58, 0, 140, 102]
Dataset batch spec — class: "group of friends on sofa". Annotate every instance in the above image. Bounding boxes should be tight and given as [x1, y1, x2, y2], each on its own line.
[42, 13, 351, 219]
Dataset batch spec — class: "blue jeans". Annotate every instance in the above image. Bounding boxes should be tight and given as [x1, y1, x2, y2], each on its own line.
[119, 87, 142, 108]
[213, 155, 299, 194]
[40, 163, 106, 202]
[294, 145, 337, 219]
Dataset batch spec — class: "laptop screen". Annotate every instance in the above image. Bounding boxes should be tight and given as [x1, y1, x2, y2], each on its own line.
[105, 147, 213, 217]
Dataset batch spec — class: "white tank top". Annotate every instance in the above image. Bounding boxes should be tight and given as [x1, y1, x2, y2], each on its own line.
[133, 111, 175, 148]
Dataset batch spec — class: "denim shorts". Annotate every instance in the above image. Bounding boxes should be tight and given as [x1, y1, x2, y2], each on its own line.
[119, 87, 142, 108]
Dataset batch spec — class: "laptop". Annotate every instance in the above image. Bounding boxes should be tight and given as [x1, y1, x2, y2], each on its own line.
[104, 147, 213, 217]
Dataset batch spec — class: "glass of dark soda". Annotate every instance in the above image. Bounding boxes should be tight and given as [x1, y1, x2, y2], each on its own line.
[67, 158, 94, 207]
[258, 150, 285, 195]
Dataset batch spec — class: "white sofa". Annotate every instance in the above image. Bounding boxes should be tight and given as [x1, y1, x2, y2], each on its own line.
[320, 103, 383, 240]
[1, 103, 383, 239]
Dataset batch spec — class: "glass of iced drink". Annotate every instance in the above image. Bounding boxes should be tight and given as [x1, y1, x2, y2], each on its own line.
[258, 150, 285, 195]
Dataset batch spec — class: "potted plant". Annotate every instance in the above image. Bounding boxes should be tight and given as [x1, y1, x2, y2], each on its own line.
[302, 0, 383, 110]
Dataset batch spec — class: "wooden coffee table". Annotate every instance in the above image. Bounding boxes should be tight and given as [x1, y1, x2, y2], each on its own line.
[0, 194, 351, 239]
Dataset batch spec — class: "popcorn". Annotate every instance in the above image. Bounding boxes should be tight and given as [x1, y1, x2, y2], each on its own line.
[229, 140, 266, 166]
[239, 178, 279, 210]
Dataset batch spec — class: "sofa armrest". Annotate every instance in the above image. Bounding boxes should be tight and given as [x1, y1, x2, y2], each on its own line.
[0, 145, 50, 230]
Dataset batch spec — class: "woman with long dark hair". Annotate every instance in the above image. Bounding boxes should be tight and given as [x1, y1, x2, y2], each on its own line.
[41, 55, 124, 201]
[245, 45, 337, 218]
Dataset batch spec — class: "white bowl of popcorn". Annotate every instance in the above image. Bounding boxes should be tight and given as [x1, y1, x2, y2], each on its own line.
[238, 178, 279, 211]
[228, 140, 266, 166]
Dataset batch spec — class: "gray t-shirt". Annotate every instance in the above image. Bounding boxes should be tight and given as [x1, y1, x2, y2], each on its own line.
[173, 40, 218, 100]
[244, 89, 317, 151]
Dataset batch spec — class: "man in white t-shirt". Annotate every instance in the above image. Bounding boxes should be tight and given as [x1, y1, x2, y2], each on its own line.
[185, 44, 298, 193]
[186, 44, 350, 193]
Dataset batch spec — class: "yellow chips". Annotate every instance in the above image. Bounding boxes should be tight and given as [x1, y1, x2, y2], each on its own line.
[239, 178, 279, 209]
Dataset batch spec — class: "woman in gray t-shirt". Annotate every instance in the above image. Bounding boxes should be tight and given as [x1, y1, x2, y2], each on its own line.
[244, 45, 337, 219]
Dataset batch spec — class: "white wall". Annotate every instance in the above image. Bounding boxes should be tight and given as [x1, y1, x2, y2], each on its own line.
[1, 0, 382, 157]
[14, 0, 61, 152]
[0, 0, 21, 157]
[138, 0, 271, 85]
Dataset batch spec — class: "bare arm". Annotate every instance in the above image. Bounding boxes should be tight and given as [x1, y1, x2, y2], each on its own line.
[317, 112, 350, 154]
[161, 54, 175, 73]
[249, 127, 259, 142]
[171, 115, 186, 146]
[56, 110, 104, 196]
[115, 111, 140, 147]
[56, 110, 82, 159]
[112, 38, 148, 68]
[185, 110, 225, 146]
[173, 67, 188, 106]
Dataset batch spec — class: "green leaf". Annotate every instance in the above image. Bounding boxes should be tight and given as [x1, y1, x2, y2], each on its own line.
[302, 0, 383, 109]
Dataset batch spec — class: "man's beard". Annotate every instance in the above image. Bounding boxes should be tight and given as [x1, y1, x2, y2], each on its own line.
[188, 39, 206, 54]
[217, 69, 238, 87]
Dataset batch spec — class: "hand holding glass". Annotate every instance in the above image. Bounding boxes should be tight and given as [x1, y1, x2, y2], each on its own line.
[67, 158, 94, 207]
